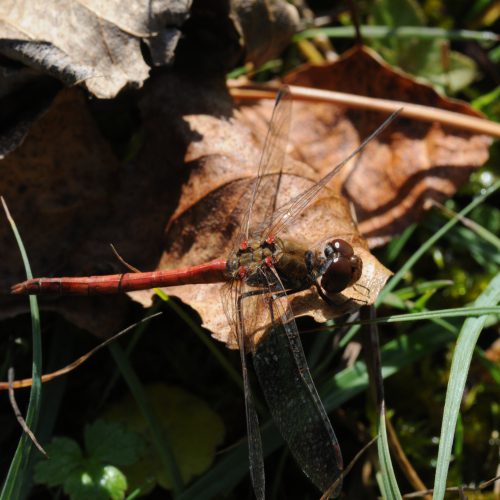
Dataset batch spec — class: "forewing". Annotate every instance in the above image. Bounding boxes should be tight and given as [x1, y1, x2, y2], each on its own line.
[252, 267, 343, 496]
[263, 109, 401, 240]
[239, 86, 292, 241]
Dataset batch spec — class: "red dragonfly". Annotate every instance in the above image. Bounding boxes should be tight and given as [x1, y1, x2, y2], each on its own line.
[13, 87, 399, 498]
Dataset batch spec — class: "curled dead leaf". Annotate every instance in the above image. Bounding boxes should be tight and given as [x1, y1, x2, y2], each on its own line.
[2, 73, 391, 347]
[143, 176, 391, 348]
[0, 1, 298, 100]
[231, 0, 299, 67]
[279, 46, 491, 246]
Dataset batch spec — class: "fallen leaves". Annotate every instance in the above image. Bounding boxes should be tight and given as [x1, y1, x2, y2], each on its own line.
[0, 0, 298, 99]
[0, 46, 493, 347]
[281, 46, 492, 246]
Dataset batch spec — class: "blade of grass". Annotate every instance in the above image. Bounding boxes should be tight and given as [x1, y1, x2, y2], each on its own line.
[384, 280, 453, 306]
[178, 321, 456, 500]
[108, 343, 184, 496]
[19, 323, 76, 498]
[96, 302, 163, 411]
[304, 306, 500, 334]
[153, 289, 243, 391]
[430, 200, 500, 251]
[432, 272, 500, 500]
[368, 306, 500, 324]
[360, 306, 401, 500]
[378, 413, 402, 500]
[383, 224, 417, 263]
[295, 26, 499, 43]
[0, 197, 43, 500]
[379, 180, 500, 302]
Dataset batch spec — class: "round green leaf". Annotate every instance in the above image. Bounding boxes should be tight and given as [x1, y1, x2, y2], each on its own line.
[102, 384, 225, 490]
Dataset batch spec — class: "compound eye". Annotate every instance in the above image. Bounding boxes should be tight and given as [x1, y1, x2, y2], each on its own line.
[321, 256, 353, 294]
[329, 239, 354, 257]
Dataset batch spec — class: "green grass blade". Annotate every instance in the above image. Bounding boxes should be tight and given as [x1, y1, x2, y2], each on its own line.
[379, 180, 500, 301]
[383, 224, 418, 264]
[154, 289, 243, 391]
[178, 322, 455, 499]
[295, 26, 499, 43]
[385, 279, 453, 303]
[432, 273, 500, 500]
[108, 343, 184, 495]
[0, 197, 43, 500]
[362, 305, 402, 500]
[370, 306, 500, 324]
[378, 412, 402, 500]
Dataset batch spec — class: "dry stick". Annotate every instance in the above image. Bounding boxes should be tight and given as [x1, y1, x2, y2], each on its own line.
[229, 84, 500, 138]
[428, 199, 492, 234]
[320, 436, 378, 500]
[8, 367, 48, 457]
[401, 474, 500, 498]
[0, 313, 162, 391]
[347, 0, 362, 45]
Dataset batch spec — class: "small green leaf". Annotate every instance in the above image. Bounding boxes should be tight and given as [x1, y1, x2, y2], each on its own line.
[63, 461, 127, 500]
[415, 46, 477, 94]
[102, 384, 225, 491]
[371, 0, 425, 29]
[84, 420, 144, 467]
[34, 438, 83, 487]
[99, 465, 128, 500]
[34, 423, 142, 498]
[367, 0, 478, 92]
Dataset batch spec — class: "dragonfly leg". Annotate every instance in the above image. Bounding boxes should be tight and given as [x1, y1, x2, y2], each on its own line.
[314, 282, 368, 307]
[353, 282, 370, 297]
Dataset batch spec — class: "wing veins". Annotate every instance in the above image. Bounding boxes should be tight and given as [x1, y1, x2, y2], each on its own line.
[264, 109, 402, 239]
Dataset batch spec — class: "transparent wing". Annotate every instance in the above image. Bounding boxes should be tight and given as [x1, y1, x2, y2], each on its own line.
[221, 279, 265, 499]
[239, 86, 292, 241]
[252, 266, 343, 496]
[262, 109, 402, 240]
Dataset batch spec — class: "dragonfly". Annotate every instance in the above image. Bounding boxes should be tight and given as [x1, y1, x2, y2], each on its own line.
[12, 86, 399, 498]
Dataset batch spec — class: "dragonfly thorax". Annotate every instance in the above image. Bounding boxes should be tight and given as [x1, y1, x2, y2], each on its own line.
[227, 236, 311, 289]
[226, 236, 362, 296]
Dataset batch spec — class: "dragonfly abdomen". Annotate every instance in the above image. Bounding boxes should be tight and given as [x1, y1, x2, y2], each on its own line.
[11, 259, 229, 295]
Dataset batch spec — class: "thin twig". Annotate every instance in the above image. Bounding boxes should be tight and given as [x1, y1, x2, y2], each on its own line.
[402, 474, 500, 498]
[320, 436, 378, 500]
[229, 83, 500, 138]
[386, 418, 430, 500]
[0, 313, 162, 390]
[8, 368, 47, 457]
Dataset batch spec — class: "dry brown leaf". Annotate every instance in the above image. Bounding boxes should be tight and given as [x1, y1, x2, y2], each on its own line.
[231, 0, 299, 67]
[0, 1, 298, 159]
[281, 46, 492, 246]
[145, 171, 390, 348]
[125, 80, 392, 348]
[2, 73, 390, 346]
[0, 88, 133, 334]
[0, 1, 298, 99]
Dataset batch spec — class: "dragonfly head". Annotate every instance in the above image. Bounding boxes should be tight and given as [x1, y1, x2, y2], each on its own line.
[320, 239, 362, 294]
